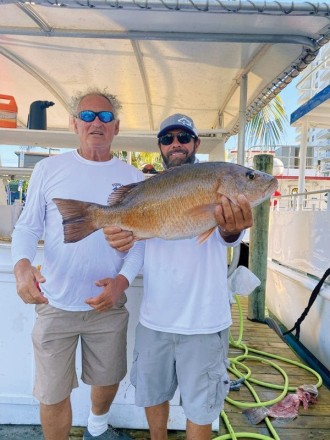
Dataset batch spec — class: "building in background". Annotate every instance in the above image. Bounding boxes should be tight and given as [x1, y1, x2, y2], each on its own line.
[14, 149, 58, 168]
[294, 43, 330, 177]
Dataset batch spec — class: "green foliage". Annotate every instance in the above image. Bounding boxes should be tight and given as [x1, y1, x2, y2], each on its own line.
[132, 152, 163, 171]
[113, 151, 163, 171]
[113, 151, 128, 162]
[8, 179, 28, 193]
[246, 95, 288, 149]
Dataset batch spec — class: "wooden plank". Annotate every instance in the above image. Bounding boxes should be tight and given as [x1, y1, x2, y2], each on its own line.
[217, 296, 330, 439]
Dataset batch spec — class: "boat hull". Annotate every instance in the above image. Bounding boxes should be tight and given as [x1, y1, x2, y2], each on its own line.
[266, 210, 330, 370]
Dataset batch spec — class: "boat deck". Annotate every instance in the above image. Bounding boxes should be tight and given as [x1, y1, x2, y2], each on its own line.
[1, 297, 329, 440]
[217, 296, 330, 440]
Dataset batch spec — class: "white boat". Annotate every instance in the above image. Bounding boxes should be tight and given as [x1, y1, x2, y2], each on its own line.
[266, 81, 330, 377]
[0, 0, 329, 429]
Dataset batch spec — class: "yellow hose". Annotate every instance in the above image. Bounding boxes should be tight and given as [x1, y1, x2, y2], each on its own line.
[213, 295, 323, 440]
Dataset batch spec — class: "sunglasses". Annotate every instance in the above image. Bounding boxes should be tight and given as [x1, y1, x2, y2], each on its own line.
[76, 110, 115, 123]
[159, 132, 196, 146]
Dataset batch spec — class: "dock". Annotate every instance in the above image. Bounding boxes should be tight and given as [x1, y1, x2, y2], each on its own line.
[218, 296, 330, 440]
[1, 297, 329, 440]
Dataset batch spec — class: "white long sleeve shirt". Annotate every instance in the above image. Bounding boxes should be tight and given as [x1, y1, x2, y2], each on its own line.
[120, 230, 244, 335]
[12, 150, 143, 311]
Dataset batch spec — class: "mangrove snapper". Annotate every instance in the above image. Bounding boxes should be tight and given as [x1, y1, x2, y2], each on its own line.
[53, 161, 278, 244]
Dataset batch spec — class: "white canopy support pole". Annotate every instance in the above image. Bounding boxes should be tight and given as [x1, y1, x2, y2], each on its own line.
[237, 74, 247, 165]
[298, 122, 308, 209]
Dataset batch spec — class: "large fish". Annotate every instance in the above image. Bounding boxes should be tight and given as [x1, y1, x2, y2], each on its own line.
[53, 161, 278, 244]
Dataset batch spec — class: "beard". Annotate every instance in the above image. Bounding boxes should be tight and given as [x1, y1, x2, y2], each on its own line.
[161, 146, 197, 169]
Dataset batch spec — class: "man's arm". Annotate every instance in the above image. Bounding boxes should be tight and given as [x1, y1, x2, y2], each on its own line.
[87, 229, 145, 312]
[85, 274, 129, 312]
[12, 162, 48, 304]
[14, 258, 48, 304]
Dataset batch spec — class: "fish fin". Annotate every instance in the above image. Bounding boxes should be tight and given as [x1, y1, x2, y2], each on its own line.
[186, 204, 218, 244]
[107, 182, 141, 206]
[187, 203, 217, 217]
[53, 198, 99, 243]
[197, 227, 217, 244]
[156, 167, 177, 176]
[108, 168, 178, 206]
[133, 236, 143, 242]
[215, 178, 238, 204]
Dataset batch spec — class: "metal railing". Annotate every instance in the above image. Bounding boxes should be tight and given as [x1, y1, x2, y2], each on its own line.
[271, 188, 329, 212]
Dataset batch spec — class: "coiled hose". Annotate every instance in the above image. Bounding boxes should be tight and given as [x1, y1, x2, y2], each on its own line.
[213, 294, 323, 440]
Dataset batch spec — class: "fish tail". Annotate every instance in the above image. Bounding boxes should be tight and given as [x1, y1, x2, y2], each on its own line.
[53, 198, 101, 243]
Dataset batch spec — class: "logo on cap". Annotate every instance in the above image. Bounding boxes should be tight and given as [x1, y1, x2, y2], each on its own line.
[178, 117, 193, 128]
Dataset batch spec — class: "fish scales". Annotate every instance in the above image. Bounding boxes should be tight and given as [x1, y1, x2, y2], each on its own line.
[53, 162, 278, 243]
[115, 165, 218, 238]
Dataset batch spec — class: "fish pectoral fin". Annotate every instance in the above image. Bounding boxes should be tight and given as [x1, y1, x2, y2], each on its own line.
[186, 203, 217, 218]
[197, 227, 217, 244]
[216, 174, 238, 205]
[216, 183, 238, 205]
[186, 204, 217, 244]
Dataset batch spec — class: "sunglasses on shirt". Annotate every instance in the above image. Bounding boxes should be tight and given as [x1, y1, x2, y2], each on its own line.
[159, 132, 196, 146]
[76, 110, 115, 123]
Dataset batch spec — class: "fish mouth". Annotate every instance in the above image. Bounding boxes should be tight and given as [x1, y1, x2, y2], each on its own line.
[268, 178, 279, 194]
[250, 178, 278, 207]
[260, 179, 279, 201]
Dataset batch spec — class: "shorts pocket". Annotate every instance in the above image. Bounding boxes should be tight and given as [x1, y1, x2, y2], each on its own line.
[207, 369, 230, 412]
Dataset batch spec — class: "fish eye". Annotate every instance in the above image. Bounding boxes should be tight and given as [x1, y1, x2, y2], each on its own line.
[246, 171, 256, 180]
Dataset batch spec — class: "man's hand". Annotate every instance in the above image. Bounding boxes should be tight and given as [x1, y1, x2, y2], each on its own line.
[85, 274, 129, 312]
[103, 226, 134, 252]
[14, 258, 48, 304]
[215, 194, 253, 242]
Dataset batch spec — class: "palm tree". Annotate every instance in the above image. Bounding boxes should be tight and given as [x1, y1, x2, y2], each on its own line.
[245, 95, 288, 150]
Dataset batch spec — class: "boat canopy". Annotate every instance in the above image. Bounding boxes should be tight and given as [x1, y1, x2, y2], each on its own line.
[0, 0, 329, 155]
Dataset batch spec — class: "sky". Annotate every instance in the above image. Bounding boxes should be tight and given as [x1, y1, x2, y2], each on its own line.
[270, 76, 300, 144]
[0, 78, 300, 168]
[225, 76, 300, 151]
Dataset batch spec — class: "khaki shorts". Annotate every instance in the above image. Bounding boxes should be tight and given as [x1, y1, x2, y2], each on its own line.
[32, 303, 128, 405]
[130, 324, 230, 425]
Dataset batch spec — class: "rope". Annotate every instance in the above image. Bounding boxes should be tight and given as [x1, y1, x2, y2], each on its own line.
[283, 268, 330, 340]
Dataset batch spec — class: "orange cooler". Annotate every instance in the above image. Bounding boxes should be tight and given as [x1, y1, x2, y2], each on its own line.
[0, 94, 18, 128]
